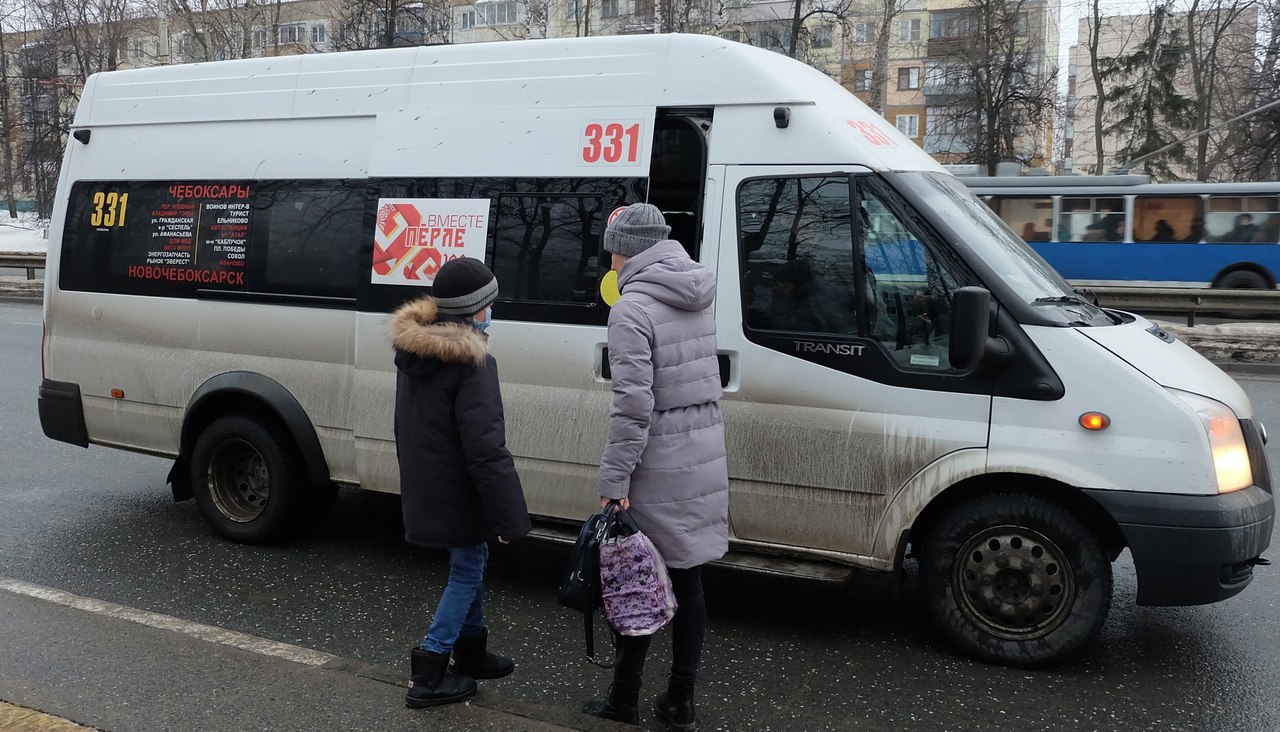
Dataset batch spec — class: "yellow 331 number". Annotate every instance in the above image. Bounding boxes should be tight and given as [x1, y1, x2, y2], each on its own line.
[89, 191, 128, 228]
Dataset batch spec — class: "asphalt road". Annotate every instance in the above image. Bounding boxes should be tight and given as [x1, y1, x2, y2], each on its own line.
[2, 300, 1278, 731]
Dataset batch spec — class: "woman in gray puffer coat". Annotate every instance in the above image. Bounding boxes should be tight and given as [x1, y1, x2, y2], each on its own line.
[583, 203, 729, 731]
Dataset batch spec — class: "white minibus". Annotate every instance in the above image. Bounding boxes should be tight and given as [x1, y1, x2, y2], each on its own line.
[37, 34, 1273, 667]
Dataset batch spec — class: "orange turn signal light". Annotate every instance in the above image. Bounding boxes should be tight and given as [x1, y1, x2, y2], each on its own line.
[110, 389, 124, 399]
[1079, 412, 1110, 431]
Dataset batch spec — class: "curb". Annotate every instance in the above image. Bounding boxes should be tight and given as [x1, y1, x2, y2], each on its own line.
[0, 701, 94, 731]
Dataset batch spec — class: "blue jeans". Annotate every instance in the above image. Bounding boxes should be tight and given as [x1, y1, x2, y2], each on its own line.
[421, 542, 488, 654]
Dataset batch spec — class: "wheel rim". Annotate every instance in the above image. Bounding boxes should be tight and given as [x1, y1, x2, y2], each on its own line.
[207, 438, 270, 523]
[951, 525, 1076, 640]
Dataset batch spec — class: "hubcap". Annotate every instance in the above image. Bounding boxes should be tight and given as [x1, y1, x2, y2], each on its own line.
[952, 525, 1076, 640]
[207, 438, 270, 523]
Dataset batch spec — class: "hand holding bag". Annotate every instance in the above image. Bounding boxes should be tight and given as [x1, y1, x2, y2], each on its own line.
[599, 507, 678, 636]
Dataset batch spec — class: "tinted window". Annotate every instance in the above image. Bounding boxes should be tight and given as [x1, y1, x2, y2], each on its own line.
[60, 181, 254, 298]
[253, 183, 365, 299]
[737, 174, 977, 373]
[739, 176, 859, 335]
[492, 194, 605, 305]
[60, 180, 366, 303]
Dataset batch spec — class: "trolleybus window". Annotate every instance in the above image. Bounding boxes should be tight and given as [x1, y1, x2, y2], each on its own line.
[1133, 196, 1202, 243]
[1206, 196, 1280, 243]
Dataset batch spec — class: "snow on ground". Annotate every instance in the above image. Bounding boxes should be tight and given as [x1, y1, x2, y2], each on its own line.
[0, 212, 47, 253]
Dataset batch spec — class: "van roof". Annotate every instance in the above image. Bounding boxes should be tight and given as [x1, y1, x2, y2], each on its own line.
[80, 34, 849, 123]
[73, 34, 943, 174]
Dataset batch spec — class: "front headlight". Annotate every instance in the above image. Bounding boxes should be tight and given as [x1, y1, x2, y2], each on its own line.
[1170, 389, 1252, 493]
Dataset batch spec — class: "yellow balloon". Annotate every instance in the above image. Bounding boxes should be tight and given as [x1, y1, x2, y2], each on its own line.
[600, 270, 621, 307]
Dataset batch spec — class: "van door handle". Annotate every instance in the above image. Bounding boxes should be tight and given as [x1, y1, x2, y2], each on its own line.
[717, 351, 736, 390]
[599, 346, 735, 389]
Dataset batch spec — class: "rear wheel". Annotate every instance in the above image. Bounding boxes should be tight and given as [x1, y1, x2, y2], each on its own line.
[919, 493, 1112, 667]
[190, 415, 308, 544]
[1214, 269, 1270, 290]
[1212, 269, 1271, 318]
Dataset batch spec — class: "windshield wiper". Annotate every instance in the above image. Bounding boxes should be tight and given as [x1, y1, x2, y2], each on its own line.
[1032, 295, 1092, 306]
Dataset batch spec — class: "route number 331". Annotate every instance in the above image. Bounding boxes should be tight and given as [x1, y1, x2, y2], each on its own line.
[581, 122, 642, 164]
[89, 190, 129, 228]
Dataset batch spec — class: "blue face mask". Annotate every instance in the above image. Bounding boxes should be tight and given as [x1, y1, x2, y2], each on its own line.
[475, 307, 492, 333]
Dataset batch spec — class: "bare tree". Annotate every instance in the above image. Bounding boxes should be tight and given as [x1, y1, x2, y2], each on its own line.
[1230, 0, 1280, 180]
[1182, 0, 1259, 180]
[926, 0, 1058, 173]
[864, 0, 904, 114]
[326, 0, 451, 50]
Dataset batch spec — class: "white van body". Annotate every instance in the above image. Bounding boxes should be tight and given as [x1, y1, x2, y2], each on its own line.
[38, 34, 1273, 667]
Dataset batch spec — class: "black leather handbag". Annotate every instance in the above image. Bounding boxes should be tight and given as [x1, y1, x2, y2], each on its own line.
[558, 500, 624, 667]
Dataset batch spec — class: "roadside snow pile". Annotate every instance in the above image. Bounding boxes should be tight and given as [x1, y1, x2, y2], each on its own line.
[1159, 321, 1280, 365]
[0, 212, 47, 253]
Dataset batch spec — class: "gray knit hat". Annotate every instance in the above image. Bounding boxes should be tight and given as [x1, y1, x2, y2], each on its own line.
[432, 257, 498, 316]
[603, 203, 671, 258]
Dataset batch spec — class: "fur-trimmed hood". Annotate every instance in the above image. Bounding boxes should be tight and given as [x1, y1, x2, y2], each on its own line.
[389, 297, 487, 369]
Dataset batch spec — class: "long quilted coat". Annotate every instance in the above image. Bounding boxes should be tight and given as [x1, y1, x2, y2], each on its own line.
[598, 240, 729, 569]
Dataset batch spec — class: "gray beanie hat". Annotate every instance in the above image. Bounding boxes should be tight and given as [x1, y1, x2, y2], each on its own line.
[432, 257, 498, 316]
[603, 203, 671, 258]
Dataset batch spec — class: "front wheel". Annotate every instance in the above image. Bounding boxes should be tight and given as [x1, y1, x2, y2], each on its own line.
[190, 415, 307, 544]
[919, 493, 1112, 667]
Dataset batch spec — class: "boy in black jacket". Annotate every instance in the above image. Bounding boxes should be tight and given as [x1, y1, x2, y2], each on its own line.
[390, 257, 531, 709]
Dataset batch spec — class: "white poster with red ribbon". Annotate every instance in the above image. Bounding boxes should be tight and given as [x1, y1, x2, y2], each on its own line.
[372, 198, 491, 286]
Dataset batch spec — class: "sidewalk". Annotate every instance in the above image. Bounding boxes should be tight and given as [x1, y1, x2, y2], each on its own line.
[0, 581, 625, 732]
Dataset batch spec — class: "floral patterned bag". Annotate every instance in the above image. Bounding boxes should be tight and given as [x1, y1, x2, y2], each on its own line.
[599, 508, 678, 636]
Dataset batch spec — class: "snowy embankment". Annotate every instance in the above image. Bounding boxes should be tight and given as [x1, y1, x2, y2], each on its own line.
[0, 213, 47, 253]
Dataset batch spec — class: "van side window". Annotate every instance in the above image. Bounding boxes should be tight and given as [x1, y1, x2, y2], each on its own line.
[492, 194, 605, 305]
[253, 183, 364, 299]
[859, 179, 969, 371]
[737, 174, 975, 374]
[60, 180, 254, 299]
[740, 176, 859, 335]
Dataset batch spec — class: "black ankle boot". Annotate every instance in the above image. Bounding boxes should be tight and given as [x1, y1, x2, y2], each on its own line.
[654, 677, 697, 731]
[582, 681, 641, 725]
[406, 647, 476, 708]
[450, 627, 514, 680]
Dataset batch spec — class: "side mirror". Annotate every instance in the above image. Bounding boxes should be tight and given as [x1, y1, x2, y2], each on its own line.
[949, 286, 991, 371]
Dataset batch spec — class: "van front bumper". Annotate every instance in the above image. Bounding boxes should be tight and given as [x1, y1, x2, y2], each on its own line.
[1083, 485, 1274, 606]
[38, 379, 89, 448]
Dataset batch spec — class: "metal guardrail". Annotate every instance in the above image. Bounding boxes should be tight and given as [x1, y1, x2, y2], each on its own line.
[1088, 286, 1280, 326]
[2, 253, 1278, 325]
[0, 252, 44, 280]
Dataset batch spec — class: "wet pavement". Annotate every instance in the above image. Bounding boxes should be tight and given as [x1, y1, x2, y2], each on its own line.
[2, 300, 1278, 731]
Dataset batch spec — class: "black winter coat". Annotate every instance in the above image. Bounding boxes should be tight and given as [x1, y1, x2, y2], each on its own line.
[390, 297, 531, 548]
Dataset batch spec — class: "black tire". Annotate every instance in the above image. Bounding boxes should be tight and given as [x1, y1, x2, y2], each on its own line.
[1214, 269, 1270, 290]
[1212, 270, 1271, 318]
[189, 415, 308, 544]
[918, 493, 1112, 668]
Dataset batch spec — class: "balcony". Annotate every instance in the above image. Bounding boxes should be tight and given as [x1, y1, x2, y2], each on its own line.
[922, 80, 970, 98]
[927, 36, 972, 58]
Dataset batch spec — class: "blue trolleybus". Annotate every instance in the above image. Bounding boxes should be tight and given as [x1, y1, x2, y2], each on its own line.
[961, 175, 1280, 289]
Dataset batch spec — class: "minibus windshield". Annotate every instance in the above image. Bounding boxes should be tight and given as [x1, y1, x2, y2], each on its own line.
[886, 171, 1112, 327]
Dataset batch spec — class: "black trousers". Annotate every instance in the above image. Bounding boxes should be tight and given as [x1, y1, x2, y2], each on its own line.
[613, 565, 706, 687]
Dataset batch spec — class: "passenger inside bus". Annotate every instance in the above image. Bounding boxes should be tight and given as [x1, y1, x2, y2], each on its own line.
[1183, 217, 1206, 243]
[1146, 219, 1176, 242]
[1085, 206, 1124, 242]
[1020, 222, 1050, 242]
[1222, 213, 1260, 243]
